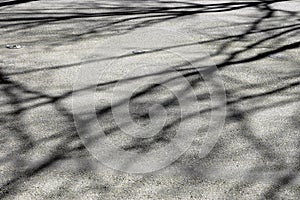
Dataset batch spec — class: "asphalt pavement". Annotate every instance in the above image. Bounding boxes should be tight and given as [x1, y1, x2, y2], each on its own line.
[0, 0, 300, 199]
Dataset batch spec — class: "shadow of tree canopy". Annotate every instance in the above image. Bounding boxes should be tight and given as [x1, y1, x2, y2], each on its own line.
[0, 0, 299, 199]
[0, 0, 39, 8]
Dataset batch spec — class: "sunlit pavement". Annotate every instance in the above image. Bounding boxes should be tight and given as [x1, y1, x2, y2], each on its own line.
[0, 0, 300, 199]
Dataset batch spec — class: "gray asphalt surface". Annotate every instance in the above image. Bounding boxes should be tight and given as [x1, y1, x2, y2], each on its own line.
[0, 0, 300, 199]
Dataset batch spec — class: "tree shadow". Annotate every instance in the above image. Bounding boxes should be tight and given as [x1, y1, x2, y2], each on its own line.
[0, 0, 300, 199]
